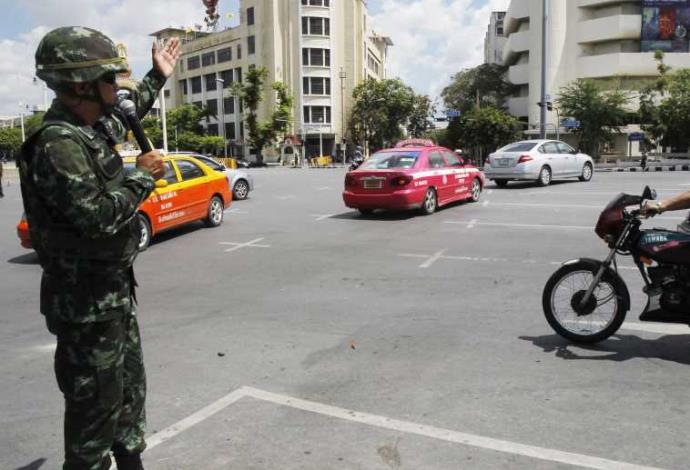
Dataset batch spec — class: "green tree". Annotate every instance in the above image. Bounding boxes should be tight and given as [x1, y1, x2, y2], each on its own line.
[348, 78, 416, 151]
[238, 66, 293, 164]
[142, 116, 163, 148]
[407, 94, 434, 138]
[445, 106, 522, 163]
[639, 51, 690, 152]
[0, 127, 22, 160]
[441, 64, 516, 113]
[25, 112, 45, 137]
[557, 79, 630, 159]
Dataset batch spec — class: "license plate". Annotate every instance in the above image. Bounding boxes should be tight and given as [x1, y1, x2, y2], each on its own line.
[498, 159, 511, 167]
[363, 179, 383, 189]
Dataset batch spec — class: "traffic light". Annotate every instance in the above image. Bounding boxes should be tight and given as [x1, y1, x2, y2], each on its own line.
[537, 101, 554, 111]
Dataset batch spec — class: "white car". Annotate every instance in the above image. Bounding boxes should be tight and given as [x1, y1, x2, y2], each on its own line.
[484, 140, 594, 187]
[184, 154, 255, 200]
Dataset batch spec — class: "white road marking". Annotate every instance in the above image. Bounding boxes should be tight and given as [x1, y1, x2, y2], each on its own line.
[219, 238, 271, 253]
[399, 253, 640, 271]
[467, 219, 478, 229]
[488, 202, 601, 209]
[276, 195, 296, 200]
[143, 386, 663, 470]
[311, 214, 335, 221]
[315, 186, 332, 191]
[482, 201, 490, 207]
[445, 221, 592, 230]
[399, 250, 447, 269]
[486, 189, 494, 195]
[621, 322, 690, 335]
[225, 208, 248, 214]
[31, 343, 56, 353]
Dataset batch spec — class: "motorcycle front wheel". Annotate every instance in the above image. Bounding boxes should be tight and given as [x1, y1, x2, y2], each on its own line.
[542, 261, 627, 343]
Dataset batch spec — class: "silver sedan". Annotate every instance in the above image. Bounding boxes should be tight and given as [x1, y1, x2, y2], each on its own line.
[189, 154, 255, 200]
[484, 140, 594, 187]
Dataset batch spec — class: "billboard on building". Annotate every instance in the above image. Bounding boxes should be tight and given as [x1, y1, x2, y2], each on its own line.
[642, 0, 690, 52]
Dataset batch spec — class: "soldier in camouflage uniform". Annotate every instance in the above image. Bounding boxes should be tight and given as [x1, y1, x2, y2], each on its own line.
[18, 27, 180, 470]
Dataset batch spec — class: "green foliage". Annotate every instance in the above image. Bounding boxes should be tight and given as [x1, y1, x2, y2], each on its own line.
[639, 52, 690, 151]
[348, 78, 417, 151]
[167, 103, 212, 134]
[238, 66, 293, 163]
[141, 116, 163, 148]
[25, 113, 45, 137]
[444, 106, 522, 162]
[0, 126, 23, 158]
[441, 64, 516, 113]
[407, 94, 435, 138]
[557, 79, 629, 159]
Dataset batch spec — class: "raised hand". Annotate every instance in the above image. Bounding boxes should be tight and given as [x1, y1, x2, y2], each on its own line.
[152, 37, 181, 79]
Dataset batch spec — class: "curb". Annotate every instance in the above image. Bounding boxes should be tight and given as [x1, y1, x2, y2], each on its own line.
[596, 165, 690, 173]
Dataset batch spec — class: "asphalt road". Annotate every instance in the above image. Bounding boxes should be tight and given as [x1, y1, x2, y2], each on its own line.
[2, 168, 690, 470]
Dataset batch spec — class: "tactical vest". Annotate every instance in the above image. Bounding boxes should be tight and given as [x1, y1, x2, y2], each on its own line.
[18, 120, 140, 263]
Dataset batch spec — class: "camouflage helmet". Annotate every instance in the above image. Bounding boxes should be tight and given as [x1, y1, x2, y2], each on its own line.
[35, 26, 130, 86]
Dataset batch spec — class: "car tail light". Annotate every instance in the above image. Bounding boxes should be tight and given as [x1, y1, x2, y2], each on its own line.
[485, 156, 491, 165]
[390, 175, 413, 187]
[517, 154, 533, 164]
[345, 175, 357, 187]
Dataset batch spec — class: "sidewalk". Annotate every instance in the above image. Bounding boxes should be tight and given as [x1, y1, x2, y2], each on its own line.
[595, 159, 690, 173]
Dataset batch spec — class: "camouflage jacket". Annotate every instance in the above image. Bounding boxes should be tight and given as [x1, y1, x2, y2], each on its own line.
[19, 69, 165, 324]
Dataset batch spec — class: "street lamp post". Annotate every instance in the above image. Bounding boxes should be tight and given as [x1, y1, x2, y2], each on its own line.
[317, 116, 324, 159]
[33, 77, 48, 111]
[539, 0, 549, 139]
[19, 102, 26, 142]
[339, 67, 347, 166]
[215, 78, 227, 157]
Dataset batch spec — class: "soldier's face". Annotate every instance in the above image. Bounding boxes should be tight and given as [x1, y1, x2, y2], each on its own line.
[97, 74, 118, 107]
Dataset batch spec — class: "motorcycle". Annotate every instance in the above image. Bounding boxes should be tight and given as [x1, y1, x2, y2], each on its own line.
[349, 152, 364, 171]
[542, 186, 690, 343]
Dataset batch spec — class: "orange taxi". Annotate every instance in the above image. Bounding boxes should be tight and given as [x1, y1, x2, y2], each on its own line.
[17, 154, 232, 251]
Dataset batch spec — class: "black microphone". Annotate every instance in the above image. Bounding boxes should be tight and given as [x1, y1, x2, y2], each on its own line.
[118, 99, 152, 153]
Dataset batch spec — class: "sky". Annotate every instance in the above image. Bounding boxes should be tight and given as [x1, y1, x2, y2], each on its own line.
[0, 0, 509, 116]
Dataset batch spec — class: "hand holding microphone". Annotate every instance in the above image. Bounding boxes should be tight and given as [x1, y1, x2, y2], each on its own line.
[118, 98, 165, 180]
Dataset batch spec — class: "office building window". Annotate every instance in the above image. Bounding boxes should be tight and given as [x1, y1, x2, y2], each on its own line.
[302, 17, 329, 36]
[217, 47, 232, 63]
[202, 52, 215, 67]
[207, 123, 218, 135]
[235, 67, 242, 83]
[302, 48, 330, 66]
[302, 0, 329, 5]
[192, 100, 203, 109]
[225, 122, 236, 140]
[247, 6, 254, 25]
[303, 77, 331, 95]
[191, 76, 202, 94]
[187, 56, 200, 70]
[248, 35, 255, 55]
[164, 89, 171, 98]
[179, 79, 188, 95]
[237, 44, 242, 59]
[224, 97, 235, 114]
[303, 105, 331, 123]
[219, 69, 233, 86]
[205, 73, 217, 91]
[206, 99, 218, 116]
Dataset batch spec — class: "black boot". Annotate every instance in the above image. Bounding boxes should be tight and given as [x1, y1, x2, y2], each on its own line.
[113, 453, 144, 470]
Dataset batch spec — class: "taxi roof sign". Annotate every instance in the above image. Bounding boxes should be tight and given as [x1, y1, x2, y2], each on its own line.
[395, 139, 435, 148]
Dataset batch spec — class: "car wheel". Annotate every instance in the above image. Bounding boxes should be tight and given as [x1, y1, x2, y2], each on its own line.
[537, 166, 552, 186]
[204, 196, 224, 227]
[233, 179, 250, 200]
[579, 163, 593, 182]
[469, 178, 482, 202]
[358, 208, 374, 216]
[494, 179, 508, 188]
[421, 188, 437, 215]
[137, 214, 152, 252]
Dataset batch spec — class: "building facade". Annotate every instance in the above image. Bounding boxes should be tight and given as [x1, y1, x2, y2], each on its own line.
[153, 0, 392, 161]
[501, 0, 690, 155]
[484, 11, 507, 65]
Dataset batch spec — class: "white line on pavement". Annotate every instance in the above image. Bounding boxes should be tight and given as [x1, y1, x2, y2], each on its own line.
[276, 195, 296, 200]
[467, 219, 478, 229]
[143, 385, 662, 470]
[315, 186, 333, 191]
[219, 238, 271, 253]
[486, 189, 493, 195]
[621, 322, 690, 335]
[488, 202, 601, 209]
[445, 221, 592, 230]
[482, 201, 490, 207]
[311, 214, 335, 221]
[31, 343, 56, 353]
[225, 208, 248, 214]
[419, 249, 446, 269]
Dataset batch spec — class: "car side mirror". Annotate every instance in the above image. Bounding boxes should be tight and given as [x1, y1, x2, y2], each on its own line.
[155, 179, 169, 188]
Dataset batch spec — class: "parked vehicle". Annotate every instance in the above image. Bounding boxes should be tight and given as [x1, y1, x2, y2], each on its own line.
[542, 186, 690, 343]
[485, 140, 594, 187]
[191, 154, 254, 200]
[17, 154, 232, 251]
[343, 139, 485, 215]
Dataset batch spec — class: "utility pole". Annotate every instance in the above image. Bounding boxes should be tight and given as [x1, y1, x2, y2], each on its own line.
[339, 67, 347, 165]
[19, 102, 26, 142]
[160, 88, 168, 153]
[216, 78, 227, 156]
[540, 0, 548, 139]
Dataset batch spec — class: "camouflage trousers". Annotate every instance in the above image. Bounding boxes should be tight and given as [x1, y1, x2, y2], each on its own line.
[49, 312, 146, 470]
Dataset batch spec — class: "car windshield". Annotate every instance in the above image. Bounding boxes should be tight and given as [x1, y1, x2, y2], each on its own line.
[498, 142, 538, 152]
[196, 156, 225, 171]
[360, 151, 420, 169]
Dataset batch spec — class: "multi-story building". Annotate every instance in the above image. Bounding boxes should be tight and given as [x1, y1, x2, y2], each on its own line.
[501, 0, 690, 155]
[484, 11, 507, 65]
[153, 0, 392, 161]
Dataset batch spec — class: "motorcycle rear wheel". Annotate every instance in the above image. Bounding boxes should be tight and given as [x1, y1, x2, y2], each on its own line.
[542, 262, 627, 343]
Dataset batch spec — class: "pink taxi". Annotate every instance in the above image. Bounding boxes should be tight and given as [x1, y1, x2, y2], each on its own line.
[343, 139, 485, 215]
